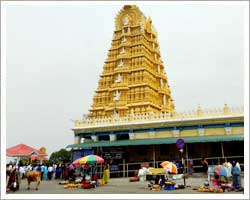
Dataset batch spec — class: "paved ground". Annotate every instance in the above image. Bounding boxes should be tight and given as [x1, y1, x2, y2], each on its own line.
[14, 175, 244, 194]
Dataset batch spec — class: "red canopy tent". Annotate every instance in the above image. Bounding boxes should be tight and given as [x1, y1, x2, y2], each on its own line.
[7, 143, 47, 162]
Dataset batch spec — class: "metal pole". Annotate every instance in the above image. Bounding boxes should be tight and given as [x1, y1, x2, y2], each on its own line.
[123, 159, 125, 177]
[221, 142, 225, 162]
[182, 151, 186, 187]
[153, 145, 156, 168]
[126, 163, 128, 177]
[186, 144, 189, 174]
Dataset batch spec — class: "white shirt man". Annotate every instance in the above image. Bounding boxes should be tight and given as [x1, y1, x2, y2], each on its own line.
[48, 166, 53, 172]
[19, 166, 25, 178]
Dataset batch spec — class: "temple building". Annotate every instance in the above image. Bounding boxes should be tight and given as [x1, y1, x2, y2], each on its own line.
[67, 5, 244, 176]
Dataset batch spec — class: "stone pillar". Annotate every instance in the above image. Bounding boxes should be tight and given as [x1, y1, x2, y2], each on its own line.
[91, 135, 98, 142]
[110, 134, 117, 141]
[197, 128, 205, 136]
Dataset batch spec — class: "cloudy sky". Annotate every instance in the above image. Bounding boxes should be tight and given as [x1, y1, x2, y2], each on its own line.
[4, 2, 245, 156]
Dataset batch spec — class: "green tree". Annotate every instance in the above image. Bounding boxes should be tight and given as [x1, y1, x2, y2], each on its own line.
[49, 148, 71, 164]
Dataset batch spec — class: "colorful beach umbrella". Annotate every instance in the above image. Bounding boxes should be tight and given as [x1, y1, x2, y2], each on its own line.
[208, 165, 217, 174]
[160, 161, 178, 174]
[214, 165, 228, 177]
[73, 155, 104, 165]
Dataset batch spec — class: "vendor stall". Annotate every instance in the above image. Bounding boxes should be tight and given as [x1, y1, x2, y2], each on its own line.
[61, 155, 105, 190]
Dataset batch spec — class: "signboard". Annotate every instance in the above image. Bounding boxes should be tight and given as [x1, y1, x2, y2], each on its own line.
[102, 152, 112, 160]
[72, 149, 94, 161]
[176, 139, 185, 149]
[110, 164, 119, 171]
[102, 152, 125, 160]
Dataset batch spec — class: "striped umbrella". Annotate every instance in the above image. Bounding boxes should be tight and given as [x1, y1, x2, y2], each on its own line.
[214, 165, 228, 177]
[160, 161, 178, 174]
[208, 165, 217, 174]
[73, 155, 104, 165]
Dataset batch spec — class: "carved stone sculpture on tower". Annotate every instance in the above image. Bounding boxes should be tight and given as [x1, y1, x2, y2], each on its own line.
[114, 90, 121, 101]
[118, 59, 124, 67]
[120, 47, 125, 54]
[122, 37, 127, 43]
[115, 74, 122, 83]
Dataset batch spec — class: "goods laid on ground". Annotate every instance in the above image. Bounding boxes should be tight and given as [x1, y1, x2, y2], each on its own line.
[220, 183, 235, 192]
[63, 181, 101, 189]
[64, 183, 82, 189]
[59, 181, 69, 185]
[164, 181, 176, 190]
[197, 185, 224, 193]
[148, 184, 161, 191]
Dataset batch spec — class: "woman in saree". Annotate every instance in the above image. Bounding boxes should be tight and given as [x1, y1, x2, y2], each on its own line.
[102, 163, 110, 184]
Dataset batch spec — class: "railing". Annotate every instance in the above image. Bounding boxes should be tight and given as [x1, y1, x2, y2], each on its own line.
[90, 155, 244, 179]
[74, 106, 243, 128]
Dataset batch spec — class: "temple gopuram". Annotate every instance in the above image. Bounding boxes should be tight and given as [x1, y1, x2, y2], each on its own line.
[67, 5, 244, 176]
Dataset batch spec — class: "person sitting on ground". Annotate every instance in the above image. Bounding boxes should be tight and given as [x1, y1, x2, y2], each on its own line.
[158, 175, 166, 189]
[212, 174, 220, 188]
[82, 173, 92, 189]
[92, 173, 98, 182]
[155, 175, 160, 185]
[91, 173, 99, 187]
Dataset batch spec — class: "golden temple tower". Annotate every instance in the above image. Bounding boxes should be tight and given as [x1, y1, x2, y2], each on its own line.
[88, 5, 175, 118]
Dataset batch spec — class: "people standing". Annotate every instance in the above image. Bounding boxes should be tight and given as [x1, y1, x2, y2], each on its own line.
[68, 164, 76, 181]
[231, 160, 241, 190]
[223, 160, 232, 178]
[27, 164, 32, 172]
[40, 164, 45, 181]
[19, 165, 25, 179]
[6, 166, 19, 192]
[55, 164, 62, 179]
[61, 164, 65, 180]
[48, 165, 53, 180]
[43, 165, 48, 180]
[102, 163, 110, 184]
[188, 157, 194, 175]
[201, 157, 208, 173]
[64, 164, 69, 180]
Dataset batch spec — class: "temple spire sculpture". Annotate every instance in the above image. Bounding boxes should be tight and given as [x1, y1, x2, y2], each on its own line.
[88, 5, 175, 118]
